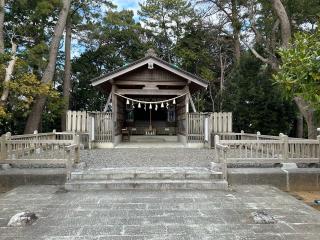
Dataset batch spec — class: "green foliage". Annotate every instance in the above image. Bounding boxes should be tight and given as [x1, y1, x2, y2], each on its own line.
[223, 53, 296, 135]
[139, 0, 196, 61]
[274, 26, 320, 110]
[0, 59, 61, 134]
[71, 9, 148, 111]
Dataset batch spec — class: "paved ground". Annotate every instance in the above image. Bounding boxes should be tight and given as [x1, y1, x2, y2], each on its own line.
[1, 185, 320, 239]
[81, 149, 215, 169]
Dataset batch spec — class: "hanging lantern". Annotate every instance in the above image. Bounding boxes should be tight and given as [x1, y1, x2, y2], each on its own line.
[161, 102, 164, 108]
[149, 104, 152, 109]
[166, 102, 169, 109]
[144, 104, 146, 111]
[132, 103, 135, 109]
[155, 104, 158, 111]
[173, 98, 176, 104]
[126, 99, 130, 105]
[138, 102, 141, 108]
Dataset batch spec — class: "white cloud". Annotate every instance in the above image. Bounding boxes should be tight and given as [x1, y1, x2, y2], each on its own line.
[112, 0, 140, 19]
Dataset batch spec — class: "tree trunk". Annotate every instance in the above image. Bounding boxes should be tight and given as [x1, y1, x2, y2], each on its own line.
[0, 41, 17, 106]
[61, 15, 72, 132]
[270, 0, 291, 47]
[271, 1, 318, 139]
[231, 0, 241, 62]
[219, 49, 225, 110]
[296, 114, 303, 138]
[0, 0, 4, 54]
[24, 0, 71, 134]
[294, 97, 318, 139]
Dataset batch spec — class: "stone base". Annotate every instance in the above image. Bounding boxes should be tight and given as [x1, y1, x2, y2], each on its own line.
[65, 167, 227, 191]
[228, 168, 320, 191]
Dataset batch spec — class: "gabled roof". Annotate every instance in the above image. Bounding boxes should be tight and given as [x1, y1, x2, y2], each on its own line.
[91, 54, 208, 88]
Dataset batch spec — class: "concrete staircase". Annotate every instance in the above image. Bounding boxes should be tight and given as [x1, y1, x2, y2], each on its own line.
[65, 167, 228, 191]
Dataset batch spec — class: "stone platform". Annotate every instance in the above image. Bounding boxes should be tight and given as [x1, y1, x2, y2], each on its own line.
[65, 167, 227, 191]
[1, 185, 320, 239]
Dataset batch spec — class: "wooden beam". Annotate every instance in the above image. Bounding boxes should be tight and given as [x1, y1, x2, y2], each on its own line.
[115, 89, 185, 96]
[114, 80, 187, 86]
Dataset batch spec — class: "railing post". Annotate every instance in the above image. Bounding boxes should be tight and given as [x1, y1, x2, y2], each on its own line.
[66, 148, 72, 180]
[0, 134, 7, 161]
[257, 131, 261, 140]
[5, 132, 11, 160]
[222, 147, 228, 181]
[74, 134, 80, 164]
[240, 130, 244, 140]
[280, 133, 288, 162]
[317, 135, 320, 163]
[33, 130, 39, 150]
[208, 113, 213, 148]
[53, 129, 56, 140]
[214, 135, 220, 160]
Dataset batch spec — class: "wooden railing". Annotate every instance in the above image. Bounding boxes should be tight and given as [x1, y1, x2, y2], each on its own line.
[90, 112, 113, 143]
[216, 131, 280, 141]
[187, 113, 205, 143]
[215, 143, 228, 181]
[0, 131, 82, 174]
[215, 133, 320, 164]
[65, 143, 81, 180]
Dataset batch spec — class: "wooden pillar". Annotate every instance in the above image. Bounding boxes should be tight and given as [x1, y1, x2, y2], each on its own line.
[111, 85, 117, 143]
[208, 113, 213, 148]
[185, 93, 189, 113]
[189, 92, 197, 113]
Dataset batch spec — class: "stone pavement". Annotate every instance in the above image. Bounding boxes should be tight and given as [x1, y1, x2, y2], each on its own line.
[0, 185, 320, 240]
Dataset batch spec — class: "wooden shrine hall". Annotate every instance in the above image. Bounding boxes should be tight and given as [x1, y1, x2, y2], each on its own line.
[89, 49, 213, 147]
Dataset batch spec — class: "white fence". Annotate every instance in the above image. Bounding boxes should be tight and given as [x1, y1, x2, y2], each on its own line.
[66, 111, 89, 132]
[212, 112, 232, 133]
[215, 132, 320, 164]
[187, 112, 232, 144]
[66, 111, 113, 143]
[89, 112, 113, 143]
[67, 111, 232, 145]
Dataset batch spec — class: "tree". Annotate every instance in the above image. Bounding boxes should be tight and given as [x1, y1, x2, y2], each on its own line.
[223, 52, 296, 135]
[139, 0, 196, 62]
[274, 27, 320, 138]
[242, 0, 319, 138]
[61, 0, 114, 131]
[24, 0, 71, 133]
[0, 0, 60, 116]
[61, 15, 71, 131]
[175, 19, 233, 112]
[198, 0, 243, 62]
[70, 9, 147, 111]
[0, 0, 4, 54]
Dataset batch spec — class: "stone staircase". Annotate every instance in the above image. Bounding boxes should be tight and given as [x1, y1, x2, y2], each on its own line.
[65, 167, 228, 191]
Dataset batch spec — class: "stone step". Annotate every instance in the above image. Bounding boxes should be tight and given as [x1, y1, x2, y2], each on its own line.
[70, 167, 223, 181]
[65, 179, 228, 191]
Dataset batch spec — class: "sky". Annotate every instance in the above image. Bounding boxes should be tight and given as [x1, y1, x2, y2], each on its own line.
[113, 0, 140, 19]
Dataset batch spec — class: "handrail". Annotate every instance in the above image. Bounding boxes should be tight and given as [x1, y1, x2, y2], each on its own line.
[0, 131, 82, 181]
[215, 143, 229, 181]
[214, 133, 320, 165]
[65, 143, 80, 180]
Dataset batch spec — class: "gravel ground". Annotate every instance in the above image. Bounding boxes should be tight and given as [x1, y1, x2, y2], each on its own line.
[81, 148, 215, 168]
